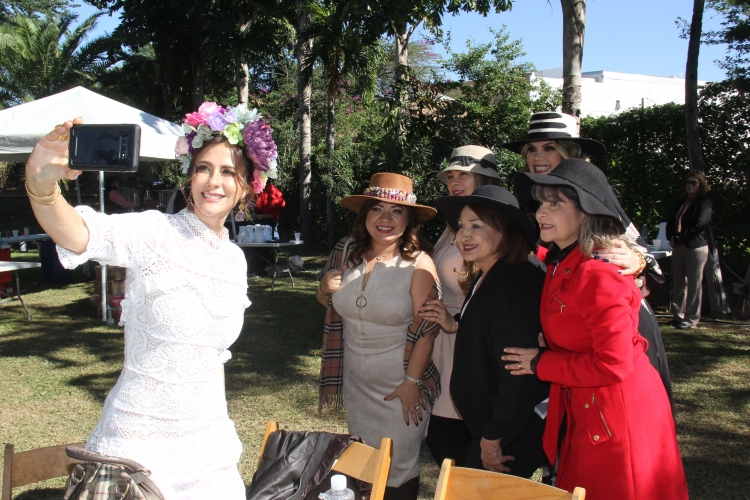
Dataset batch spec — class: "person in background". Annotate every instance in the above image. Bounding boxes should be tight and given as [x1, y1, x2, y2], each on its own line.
[503, 111, 673, 406]
[317, 173, 439, 500]
[425, 145, 505, 467]
[252, 179, 286, 234]
[666, 170, 712, 329]
[420, 185, 549, 478]
[24, 99, 279, 499]
[504, 160, 687, 500]
[104, 176, 134, 214]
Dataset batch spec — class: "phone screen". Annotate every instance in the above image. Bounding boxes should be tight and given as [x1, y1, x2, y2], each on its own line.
[69, 124, 141, 172]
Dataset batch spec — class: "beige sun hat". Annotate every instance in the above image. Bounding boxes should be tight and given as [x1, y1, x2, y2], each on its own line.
[437, 145, 504, 184]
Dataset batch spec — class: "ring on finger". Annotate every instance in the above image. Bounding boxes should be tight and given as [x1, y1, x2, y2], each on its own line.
[415, 405, 422, 410]
[57, 134, 68, 141]
[518, 363, 522, 370]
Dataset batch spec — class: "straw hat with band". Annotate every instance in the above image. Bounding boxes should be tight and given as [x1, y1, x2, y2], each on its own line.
[340, 172, 437, 222]
[514, 158, 625, 233]
[434, 185, 537, 249]
[501, 112, 606, 159]
[436, 145, 504, 184]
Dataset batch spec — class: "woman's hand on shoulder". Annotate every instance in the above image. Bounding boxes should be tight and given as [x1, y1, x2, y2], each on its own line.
[320, 265, 348, 295]
[385, 380, 425, 426]
[592, 239, 640, 275]
[418, 299, 457, 333]
[502, 333, 547, 375]
[26, 118, 84, 193]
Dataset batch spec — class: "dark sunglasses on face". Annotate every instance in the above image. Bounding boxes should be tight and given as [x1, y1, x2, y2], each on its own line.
[685, 180, 700, 186]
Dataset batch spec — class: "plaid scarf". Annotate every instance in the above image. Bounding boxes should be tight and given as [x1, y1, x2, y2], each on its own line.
[318, 237, 442, 410]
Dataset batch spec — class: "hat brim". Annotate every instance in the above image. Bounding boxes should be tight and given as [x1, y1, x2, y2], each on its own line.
[340, 195, 437, 222]
[434, 195, 538, 249]
[514, 172, 625, 232]
[436, 164, 503, 184]
[500, 136, 606, 159]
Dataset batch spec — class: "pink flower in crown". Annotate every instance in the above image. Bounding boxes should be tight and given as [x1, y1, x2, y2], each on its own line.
[175, 136, 190, 155]
[252, 169, 263, 193]
[243, 118, 277, 172]
[197, 101, 222, 116]
[183, 112, 207, 128]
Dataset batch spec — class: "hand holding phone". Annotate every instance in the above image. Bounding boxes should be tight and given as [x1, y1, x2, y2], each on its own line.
[26, 118, 85, 193]
[68, 124, 141, 172]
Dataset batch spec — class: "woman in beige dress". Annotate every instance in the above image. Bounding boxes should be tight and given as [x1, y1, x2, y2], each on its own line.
[317, 173, 439, 500]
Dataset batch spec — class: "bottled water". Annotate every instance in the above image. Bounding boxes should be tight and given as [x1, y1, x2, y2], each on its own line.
[323, 474, 354, 500]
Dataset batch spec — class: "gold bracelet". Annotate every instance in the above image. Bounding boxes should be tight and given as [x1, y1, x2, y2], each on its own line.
[26, 182, 61, 205]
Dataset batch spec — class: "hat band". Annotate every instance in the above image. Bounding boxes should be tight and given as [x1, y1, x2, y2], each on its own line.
[449, 156, 497, 170]
[363, 186, 417, 205]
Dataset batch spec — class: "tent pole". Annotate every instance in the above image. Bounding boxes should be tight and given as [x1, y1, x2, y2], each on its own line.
[99, 171, 107, 322]
[75, 177, 82, 205]
[230, 210, 237, 241]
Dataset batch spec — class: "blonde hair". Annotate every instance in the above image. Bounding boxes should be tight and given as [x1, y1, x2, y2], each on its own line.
[520, 140, 588, 172]
[531, 184, 634, 255]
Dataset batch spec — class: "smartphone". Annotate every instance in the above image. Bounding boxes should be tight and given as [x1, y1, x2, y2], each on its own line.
[68, 124, 141, 172]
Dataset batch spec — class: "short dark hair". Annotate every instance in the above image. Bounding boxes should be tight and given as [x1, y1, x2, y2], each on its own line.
[458, 204, 531, 293]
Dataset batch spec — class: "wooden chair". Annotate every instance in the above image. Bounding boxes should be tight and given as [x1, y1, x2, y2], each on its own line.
[259, 421, 392, 500]
[433, 459, 586, 500]
[2, 442, 85, 500]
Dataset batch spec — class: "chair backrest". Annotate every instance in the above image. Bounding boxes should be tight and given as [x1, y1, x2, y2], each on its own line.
[2, 442, 85, 500]
[258, 421, 392, 500]
[433, 459, 586, 500]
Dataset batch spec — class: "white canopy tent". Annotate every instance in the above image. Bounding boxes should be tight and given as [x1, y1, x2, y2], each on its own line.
[0, 86, 182, 162]
[0, 87, 182, 322]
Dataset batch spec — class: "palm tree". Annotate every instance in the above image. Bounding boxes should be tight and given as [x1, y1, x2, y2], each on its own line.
[302, 1, 385, 246]
[0, 12, 115, 108]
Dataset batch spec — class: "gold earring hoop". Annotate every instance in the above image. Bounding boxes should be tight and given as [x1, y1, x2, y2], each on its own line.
[235, 196, 250, 222]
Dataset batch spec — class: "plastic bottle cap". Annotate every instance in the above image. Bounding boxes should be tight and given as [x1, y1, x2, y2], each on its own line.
[331, 474, 347, 491]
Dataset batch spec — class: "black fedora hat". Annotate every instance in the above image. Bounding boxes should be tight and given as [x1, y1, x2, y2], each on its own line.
[434, 185, 537, 248]
[514, 158, 625, 232]
[501, 112, 606, 159]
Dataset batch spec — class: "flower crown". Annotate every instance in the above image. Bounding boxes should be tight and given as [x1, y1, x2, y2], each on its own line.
[175, 101, 278, 193]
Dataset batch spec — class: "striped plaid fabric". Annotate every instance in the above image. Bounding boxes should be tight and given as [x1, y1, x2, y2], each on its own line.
[64, 462, 161, 499]
[318, 237, 442, 410]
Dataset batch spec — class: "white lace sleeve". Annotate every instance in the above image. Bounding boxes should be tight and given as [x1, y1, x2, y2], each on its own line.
[56, 206, 162, 269]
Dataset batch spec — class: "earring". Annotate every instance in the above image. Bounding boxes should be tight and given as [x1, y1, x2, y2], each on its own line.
[187, 191, 194, 207]
[235, 200, 246, 221]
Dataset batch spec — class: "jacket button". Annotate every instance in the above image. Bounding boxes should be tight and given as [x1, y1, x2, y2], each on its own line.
[593, 435, 600, 441]
[565, 268, 570, 274]
[584, 403, 589, 408]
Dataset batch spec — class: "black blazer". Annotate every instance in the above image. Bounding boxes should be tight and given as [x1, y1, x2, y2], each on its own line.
[666, 196, 712, 249]
[450, 257, 549, 447]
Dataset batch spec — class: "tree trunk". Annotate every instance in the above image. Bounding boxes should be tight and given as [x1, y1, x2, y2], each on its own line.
[561, 0, 585, 130]
[297, 1, 313, 241]
[685, 0, 705, 172]
[236, 12, 251, 106]
[156, 45, 172, 119]
[190, 38, 204, 109]
[326, 95, 336, 248]
[394, 20, 409, 144]
[704, 226, 732, 316]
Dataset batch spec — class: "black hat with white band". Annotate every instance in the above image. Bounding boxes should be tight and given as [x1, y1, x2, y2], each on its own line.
[501, 112, 606, 158]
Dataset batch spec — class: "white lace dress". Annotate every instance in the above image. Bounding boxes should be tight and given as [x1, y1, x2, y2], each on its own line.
[57, 207, 250, 500]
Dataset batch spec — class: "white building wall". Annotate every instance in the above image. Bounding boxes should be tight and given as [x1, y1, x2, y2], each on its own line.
[532, 68, 709, 118]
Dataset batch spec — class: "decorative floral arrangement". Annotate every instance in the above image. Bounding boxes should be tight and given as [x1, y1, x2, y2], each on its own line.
[175, 101, 278, 193]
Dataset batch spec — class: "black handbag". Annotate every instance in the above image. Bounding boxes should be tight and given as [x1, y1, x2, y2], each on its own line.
[63, 446, 165, 500]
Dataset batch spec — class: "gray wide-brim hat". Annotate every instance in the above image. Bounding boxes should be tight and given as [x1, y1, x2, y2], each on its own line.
[437, 145, 504, 184]
[434, 185, 537, 248]
[501, 112, 606, 159]
[514, 158, 625, 233]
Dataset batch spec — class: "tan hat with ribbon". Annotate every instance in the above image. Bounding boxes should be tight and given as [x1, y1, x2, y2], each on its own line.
[437, 145, 504, 184]
[340, 172, 437, 222]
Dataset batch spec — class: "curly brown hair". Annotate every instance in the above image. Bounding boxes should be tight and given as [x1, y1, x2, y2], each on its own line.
[346, 199, 424, 267]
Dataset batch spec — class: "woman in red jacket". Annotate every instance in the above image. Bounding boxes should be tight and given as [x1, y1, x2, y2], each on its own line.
[503, 159, 688, 500]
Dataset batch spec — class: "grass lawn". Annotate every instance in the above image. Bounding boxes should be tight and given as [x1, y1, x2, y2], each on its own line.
[1, 246, 749, 499]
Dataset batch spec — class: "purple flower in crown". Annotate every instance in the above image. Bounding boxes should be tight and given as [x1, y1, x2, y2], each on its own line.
[243, 118, 277, 172]
[186, 131, 197, 154]
[206, 111, 230, 132]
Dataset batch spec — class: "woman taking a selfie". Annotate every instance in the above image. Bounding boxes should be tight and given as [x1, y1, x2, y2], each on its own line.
[317, 173, 439, 500]
[504, 160, 687, 500]
[24, 102, 278, 499]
